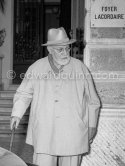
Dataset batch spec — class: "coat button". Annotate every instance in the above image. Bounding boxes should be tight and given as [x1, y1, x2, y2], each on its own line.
[56, 116, 60, 118]
[55, 100, 59, 102]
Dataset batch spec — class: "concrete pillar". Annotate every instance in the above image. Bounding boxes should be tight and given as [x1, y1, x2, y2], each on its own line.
[82, 0, 125, 165]
[71, 0, 85, 60]
[0, 0, 14, 90]
[0, 54, 4, 89]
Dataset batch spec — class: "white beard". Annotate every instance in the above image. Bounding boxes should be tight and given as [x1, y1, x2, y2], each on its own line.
[54, 56, 71, 66]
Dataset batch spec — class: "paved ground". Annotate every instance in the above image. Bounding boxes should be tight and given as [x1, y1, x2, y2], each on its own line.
[0, 134, 34, 164]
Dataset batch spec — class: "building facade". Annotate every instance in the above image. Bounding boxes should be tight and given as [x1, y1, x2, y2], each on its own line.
[0, 0, 125, 165]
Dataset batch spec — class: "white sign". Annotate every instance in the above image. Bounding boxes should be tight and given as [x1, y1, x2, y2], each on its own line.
[91, 0, 125, 27]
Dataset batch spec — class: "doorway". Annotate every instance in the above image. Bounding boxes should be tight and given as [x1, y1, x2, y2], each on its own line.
[13, 0, 71, 84]
[13, 0, 44, 84]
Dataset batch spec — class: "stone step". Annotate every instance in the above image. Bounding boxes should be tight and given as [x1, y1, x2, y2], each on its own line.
[0, 128, 27, 134]
[0, 90, 15, 98]
[0, 115, 29, 122]
[0, 97, 13, 104]
[0, 92, 30, 135]
[0, 122, 27, 128]
[0, 122, 28, 128]
[0, 107, 30, 116]
[0, 103, 13, 108]
[0, 123, 28, 129]
[0, 134, 26, 139]
[0, 116, 29, 122]
[8, 84, 19, 91]
[0, 107, 12, 114]
[0, 118, 28, 134]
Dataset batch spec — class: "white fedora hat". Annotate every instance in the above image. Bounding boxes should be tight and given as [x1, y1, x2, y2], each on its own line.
[42, 27, 76, 46]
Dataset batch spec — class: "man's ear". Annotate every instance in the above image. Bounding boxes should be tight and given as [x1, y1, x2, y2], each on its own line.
[47, 46, 52, 54]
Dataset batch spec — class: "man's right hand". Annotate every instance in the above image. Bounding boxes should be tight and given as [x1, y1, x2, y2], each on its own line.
[10, 116, 20, 130]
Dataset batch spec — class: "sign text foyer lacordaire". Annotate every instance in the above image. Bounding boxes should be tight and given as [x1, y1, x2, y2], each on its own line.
[91, 0, 125, 27]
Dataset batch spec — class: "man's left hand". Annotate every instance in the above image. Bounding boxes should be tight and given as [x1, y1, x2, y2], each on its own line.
[89, 127, 97, 143]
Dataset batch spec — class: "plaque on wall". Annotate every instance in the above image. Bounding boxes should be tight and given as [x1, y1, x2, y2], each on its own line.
[84, 13, 125, 43]
[91, 0, 125, 27]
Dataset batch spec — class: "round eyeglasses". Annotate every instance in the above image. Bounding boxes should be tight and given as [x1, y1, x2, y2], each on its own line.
[52, 47, 71, 54]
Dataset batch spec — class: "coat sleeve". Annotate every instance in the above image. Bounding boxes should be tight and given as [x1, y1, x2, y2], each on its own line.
[82, 63, 101, 128]
[11, 67, 34, 119]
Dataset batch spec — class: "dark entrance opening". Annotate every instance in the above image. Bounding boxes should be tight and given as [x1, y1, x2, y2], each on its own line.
[13, 0, 71, 84]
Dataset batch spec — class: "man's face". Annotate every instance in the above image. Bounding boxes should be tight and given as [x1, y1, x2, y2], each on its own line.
[49, 45, 71, 66]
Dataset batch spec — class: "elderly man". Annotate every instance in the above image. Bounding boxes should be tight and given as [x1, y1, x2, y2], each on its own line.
[10, 27, 100, 166]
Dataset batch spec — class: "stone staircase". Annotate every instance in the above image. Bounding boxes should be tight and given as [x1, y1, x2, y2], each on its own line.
[0, 89, 33, 163]
[0, 89, 29, 137]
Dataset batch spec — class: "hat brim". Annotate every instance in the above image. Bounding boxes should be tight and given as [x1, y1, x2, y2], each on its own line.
[42, 39, 76, 46]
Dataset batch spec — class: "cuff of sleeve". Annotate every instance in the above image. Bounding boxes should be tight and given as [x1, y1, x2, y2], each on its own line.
[88, 105, 100, 127]
[11, 100, 28, 119]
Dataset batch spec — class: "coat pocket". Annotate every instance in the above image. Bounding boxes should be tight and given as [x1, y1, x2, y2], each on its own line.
[73, 109, 87, 130]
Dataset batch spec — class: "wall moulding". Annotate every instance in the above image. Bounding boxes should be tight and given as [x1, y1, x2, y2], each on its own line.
[84, 44, 125, 73]
[84, 44, 125, 108]
[95, 81, 125, 108]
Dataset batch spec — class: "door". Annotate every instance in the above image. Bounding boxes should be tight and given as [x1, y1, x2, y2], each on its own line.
[13, 0, 44, 84]
[59, 0, 71, 38]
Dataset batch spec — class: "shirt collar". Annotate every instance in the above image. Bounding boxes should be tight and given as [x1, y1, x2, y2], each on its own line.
[47, 54, 73, 75]
[62, 58, 73, 75]
[48, 54, 64, 74]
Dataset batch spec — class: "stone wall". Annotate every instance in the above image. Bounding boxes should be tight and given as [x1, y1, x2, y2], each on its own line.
[82, 0, 125, 165]
[0, 0, 14, 90]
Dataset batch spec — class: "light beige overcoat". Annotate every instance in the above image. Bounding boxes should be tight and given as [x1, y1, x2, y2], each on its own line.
[11, 57, 100, 156]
